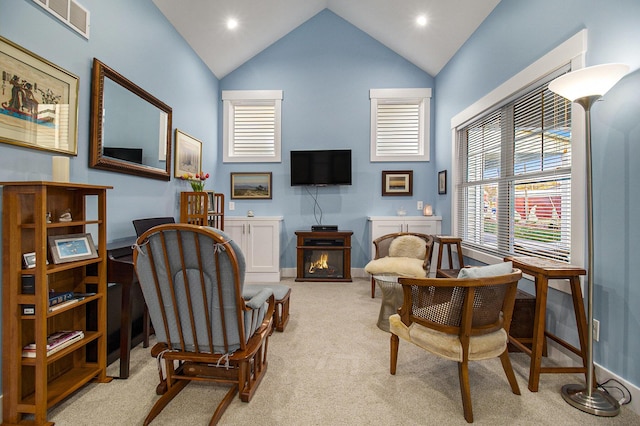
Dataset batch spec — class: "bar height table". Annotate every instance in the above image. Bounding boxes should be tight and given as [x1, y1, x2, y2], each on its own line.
[504, 256, 590, 392]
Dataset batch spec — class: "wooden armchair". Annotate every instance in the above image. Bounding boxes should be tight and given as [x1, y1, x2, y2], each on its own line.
[389, 264, 522, 423]
[133, 224, 275, 425]
[365, 232, 434, 297]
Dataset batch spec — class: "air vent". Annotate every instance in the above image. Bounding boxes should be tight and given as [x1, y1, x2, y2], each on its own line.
[33, 0, 90, 39]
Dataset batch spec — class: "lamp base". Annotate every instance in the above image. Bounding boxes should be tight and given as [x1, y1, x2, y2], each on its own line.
[561, 384, 620, 417]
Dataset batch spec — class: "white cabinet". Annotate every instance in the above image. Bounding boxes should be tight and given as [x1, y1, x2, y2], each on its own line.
[368, 216, 442, 258]
[225, 217, 282, 282]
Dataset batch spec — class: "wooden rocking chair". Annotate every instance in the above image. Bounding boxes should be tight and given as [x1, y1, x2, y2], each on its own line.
[133, 224, 275, 425]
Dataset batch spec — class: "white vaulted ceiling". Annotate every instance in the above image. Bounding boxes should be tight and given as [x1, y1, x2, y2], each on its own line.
[152, 0, 501, 79]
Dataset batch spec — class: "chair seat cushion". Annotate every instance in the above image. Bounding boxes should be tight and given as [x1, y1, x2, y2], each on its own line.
[389, 314, 507, 362]
[389, 235, 427, 259]
[457, 261, 512, 279]
[364, 257, 427, 277]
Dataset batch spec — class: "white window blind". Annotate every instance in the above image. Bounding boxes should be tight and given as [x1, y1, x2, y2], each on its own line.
[223, 90, 282, 163]
[456, 77, 573, 262]
[370, 88, 431, 162]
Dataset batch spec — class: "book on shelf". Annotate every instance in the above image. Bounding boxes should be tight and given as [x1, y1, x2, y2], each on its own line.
[21, 291, 75, 315]
[22, 330, 85, 358]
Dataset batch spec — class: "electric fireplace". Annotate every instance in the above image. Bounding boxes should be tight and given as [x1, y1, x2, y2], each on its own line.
[295, 230, 352, 282]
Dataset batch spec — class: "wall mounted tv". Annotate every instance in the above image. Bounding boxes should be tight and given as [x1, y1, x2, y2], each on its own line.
[103, 147, 143, 164]
[290, 149, 352, 186]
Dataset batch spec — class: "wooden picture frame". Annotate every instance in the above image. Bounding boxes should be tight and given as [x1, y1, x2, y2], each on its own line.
[438, 170, 447, 194]
[0, 36, 79, 155]
[230, 172, 272, 199]
[48, 233, 98, 264]
[174, 129, 202, 177]
[382, 170, 413, 196]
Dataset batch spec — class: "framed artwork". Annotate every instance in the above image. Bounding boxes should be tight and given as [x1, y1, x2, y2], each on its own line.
[438, 170, 447, 194]
[382, 170, 413, 196]
[230, 172, 272, 199]
[174, 129, 202, 177]
[48, 233, 98, 264]
[22, 252, 36, 269]
[0, 36, 79, 155]
[205, 190, 216, 213]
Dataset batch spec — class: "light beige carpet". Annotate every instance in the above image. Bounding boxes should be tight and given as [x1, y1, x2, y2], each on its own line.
[46, 278, 639, 425]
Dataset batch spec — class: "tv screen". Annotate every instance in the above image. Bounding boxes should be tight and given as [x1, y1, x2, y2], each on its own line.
[103, 147, 143, 164]
[290, 149, 352, 186]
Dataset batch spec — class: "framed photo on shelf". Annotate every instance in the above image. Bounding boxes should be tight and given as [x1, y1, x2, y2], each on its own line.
[48, 233, 98, 264]
[205, 190, 216, 213]
[230, 172, 272, 199]
[174, 129, 202, 178]
[22, 252, 36, 269]
[0, 36, 79, 155]
[438, 170, 447, 194]
[382, 170, 413, 196]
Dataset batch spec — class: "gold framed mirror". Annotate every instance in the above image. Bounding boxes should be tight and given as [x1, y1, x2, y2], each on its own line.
[89, 58, 172, 180]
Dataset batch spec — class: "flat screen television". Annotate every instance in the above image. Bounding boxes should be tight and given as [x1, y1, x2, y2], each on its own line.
[290, 149, 352, 186]
[103, 147, 143, 164]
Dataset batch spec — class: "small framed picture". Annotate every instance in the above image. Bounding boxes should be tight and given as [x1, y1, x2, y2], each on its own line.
[230, 172, 272, 199]
[205, 190, 216, 213]
[174, 129, 202, 178]
[48, 233, 98, 264]
[22, 252, 37, 269]
[382, 170, 413, 196]
[438, 170, 447, 195]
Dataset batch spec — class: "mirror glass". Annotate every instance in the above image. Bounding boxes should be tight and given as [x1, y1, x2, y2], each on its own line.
[90, 58, 172, 180]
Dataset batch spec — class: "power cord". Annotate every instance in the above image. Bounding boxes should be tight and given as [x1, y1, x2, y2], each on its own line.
[597, 378, 632, 405]
[304, 185, 323, 225]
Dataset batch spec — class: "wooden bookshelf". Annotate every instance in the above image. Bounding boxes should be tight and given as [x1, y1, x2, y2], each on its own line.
[1, 182, 113, 425]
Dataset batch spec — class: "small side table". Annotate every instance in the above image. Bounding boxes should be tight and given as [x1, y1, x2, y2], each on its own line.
[505, 256, 589, 392]
[373, 275, 403, 332]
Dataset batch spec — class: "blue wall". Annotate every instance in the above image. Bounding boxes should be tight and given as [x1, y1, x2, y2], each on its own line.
[0, 0, 219, 238]
[435, 0, 640, 387]
[219, 10, 436, 270]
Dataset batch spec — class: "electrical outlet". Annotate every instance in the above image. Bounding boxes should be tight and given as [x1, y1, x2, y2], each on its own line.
[417, 201, 423, 210]
[229, 201, 235, 211]
[593, 319, 600, 342]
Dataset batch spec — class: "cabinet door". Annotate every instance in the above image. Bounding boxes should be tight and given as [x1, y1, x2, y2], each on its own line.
[224, 220, 246, 251]
[405, 219, 438, 235]
[370, 220, 404, 258]
[244, 221, 279, 273]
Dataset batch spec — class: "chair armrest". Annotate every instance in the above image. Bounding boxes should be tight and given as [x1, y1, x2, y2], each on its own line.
[245, 288, 273, 310]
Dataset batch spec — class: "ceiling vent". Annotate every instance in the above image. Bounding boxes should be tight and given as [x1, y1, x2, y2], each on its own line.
[33, 0, 90, 39]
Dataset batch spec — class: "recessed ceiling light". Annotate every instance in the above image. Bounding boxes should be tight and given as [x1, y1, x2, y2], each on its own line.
[416, 15, 427, 27]
[227, 18, 238, 30]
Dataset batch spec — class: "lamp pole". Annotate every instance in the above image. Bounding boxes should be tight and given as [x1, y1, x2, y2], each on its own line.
[548, 63, 629, 417]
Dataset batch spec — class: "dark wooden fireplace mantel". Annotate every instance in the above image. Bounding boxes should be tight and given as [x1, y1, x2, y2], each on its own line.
[295, 230, 352, 282]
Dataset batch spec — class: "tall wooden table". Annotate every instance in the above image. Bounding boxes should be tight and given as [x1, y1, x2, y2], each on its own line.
[505, 256, 589, 392]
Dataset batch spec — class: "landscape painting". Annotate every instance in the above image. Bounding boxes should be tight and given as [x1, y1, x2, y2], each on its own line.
[230, 172, 272, 199]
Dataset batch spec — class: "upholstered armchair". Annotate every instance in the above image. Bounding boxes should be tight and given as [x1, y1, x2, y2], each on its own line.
[389, 262, 522, 423]
[365, 232, 434, 297]
[133, 224, 274, 425]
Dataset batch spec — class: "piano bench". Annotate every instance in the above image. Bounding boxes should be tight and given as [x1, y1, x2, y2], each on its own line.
[244, 284, 291, 332]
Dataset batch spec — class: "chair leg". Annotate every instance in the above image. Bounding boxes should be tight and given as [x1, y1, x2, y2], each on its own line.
[458, 361, 473, 423]
[390, 334, 399, 375]
[208, 384, 239, 426]
[371, 277, 376, 298]
[499, 351, 521, 395]
[144, 379, 189, 426]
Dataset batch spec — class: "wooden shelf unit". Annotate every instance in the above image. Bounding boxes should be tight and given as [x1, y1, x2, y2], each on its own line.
[180, 191, 225, 230]
[1, 181, 112, 425]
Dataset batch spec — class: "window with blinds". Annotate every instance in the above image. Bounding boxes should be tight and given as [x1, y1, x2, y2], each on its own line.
[222, 90, 282, 163]
[456, 79, 573, 262]
[370, 88, 431, 162]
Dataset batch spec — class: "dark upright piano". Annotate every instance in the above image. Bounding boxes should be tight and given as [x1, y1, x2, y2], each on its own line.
[106, 236, 150, 379]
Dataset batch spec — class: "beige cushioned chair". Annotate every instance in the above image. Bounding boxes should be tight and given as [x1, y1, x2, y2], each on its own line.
[365, 232, 434, 298]
[389, 262, 522, 423]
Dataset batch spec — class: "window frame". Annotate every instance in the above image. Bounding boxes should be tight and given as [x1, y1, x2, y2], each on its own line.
[370, 88, 431, 162]
[222, 90, 283, 163]
[450, 30, 588, 292]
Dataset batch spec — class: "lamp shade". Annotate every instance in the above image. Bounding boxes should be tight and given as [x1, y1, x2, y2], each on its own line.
[548, 63, 629, 101]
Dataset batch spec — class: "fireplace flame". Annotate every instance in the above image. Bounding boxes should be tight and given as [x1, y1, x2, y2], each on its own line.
[308, 252, 329, 274]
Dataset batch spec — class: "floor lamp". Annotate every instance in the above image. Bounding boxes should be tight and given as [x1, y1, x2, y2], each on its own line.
[548, 63, 629, 416]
